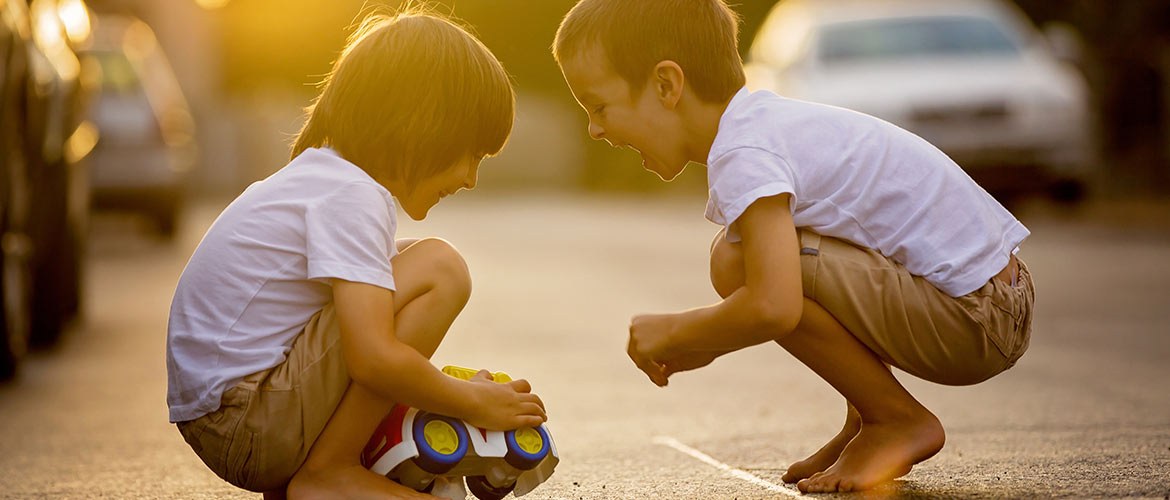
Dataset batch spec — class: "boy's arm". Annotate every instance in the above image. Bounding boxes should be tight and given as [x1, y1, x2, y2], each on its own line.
[628, 193, 803, 385]
[331, 280, 546, 430]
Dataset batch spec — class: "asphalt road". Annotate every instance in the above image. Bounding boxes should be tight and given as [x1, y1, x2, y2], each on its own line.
[1, 193, 1168, 499]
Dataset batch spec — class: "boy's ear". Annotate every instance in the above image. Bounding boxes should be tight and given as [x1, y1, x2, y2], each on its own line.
[653, 61, 684, 109]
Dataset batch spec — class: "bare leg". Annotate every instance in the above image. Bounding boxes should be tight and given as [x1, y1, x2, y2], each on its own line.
[780, 300, 944, 492]
[711, 231, 856, 482]
[710, 231, 944, 492]
[287, 238, 471, 500]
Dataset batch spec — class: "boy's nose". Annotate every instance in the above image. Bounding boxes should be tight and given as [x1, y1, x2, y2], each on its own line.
[588, 121, 604, 141]
[464, 172, 477, 190]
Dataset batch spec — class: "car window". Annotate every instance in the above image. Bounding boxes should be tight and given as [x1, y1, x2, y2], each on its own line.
[93, 51, 141, 94]
[818, 16, 1020, 65]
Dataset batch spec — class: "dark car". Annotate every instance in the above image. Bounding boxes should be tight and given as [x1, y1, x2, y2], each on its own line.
[81, 14, 195, 237]
[0, 0, 93, 380]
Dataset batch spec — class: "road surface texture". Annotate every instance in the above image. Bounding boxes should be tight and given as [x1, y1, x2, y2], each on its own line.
[2, 193, 1168, 499]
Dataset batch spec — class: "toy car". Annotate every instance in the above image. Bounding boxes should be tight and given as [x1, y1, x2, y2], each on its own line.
[362, 366, 558, 500]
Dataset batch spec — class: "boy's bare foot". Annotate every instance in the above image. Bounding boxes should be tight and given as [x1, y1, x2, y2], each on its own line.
[797, 412, 944, 493]
[288, 464, 438, 500]
[781, 410, 860, 483]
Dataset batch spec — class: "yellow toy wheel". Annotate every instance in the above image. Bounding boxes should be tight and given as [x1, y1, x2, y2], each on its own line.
[504, 425, 550, 470]
[412, 412, 468, 474]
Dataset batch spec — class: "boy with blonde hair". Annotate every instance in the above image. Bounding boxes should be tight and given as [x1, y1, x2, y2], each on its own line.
[554, 0, 1034, 493]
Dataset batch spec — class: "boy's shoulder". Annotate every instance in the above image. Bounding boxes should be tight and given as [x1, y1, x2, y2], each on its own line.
[720, 88, 870, 134]
[712, 88, 907, 161]
[266, 148, 385, 193]
[711, 88, 803, 160]
[230, 148, 393, 219]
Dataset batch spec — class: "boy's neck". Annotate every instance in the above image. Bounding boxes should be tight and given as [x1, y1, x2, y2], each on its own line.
[684, 94, 735, 166]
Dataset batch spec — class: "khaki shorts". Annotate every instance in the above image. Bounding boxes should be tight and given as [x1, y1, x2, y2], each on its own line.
[176, 305, 350, 492]
[798, 230, 1034, 386]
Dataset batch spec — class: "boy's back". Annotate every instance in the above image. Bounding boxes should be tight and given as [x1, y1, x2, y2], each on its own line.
[167, 147, 397, 422]
[707, 88, 1029, 297]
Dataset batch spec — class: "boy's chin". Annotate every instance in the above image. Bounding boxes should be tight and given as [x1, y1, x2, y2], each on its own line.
[647, 161, 686, 182]
[402, 202, 432, 221]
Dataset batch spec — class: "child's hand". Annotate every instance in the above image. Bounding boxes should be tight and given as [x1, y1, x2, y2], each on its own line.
[660, 350, 723, 377]
[462, 370, 547, 431]
[628, 313, 677, 387]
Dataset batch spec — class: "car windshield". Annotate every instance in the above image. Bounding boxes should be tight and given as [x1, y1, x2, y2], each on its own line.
[92, 51, 142, 94]
[818, 16, 1020, 65]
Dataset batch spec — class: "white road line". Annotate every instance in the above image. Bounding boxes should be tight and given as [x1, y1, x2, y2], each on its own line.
[653, 436, 801, 497]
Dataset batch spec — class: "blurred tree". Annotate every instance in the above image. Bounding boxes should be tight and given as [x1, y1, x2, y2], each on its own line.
[219, 0, 371, 92]
[1012, 0, 1170, 192]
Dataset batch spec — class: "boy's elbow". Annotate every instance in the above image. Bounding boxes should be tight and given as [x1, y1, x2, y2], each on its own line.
[346, 357, 380, 388]
[344, 346, 396, 389]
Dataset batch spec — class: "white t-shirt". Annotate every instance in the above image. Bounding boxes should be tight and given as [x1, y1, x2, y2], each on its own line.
[705, 87, 1029, 297]
[167, 147, 398, 422]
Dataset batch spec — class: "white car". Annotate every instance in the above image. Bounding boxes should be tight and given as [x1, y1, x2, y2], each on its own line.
[744, 0, 1094, 202]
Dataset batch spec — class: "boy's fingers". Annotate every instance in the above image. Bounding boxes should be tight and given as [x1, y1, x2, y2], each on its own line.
[629, 349, 667, 386]
[517, 415, 545, 429]
[520, 402, 547, 421]
[520, 392, 545, 411]
[651, 371, 668, 387]
[472, 369, 493, 380]
[637, 360, 667, 387]
[508, 378, 533, 393]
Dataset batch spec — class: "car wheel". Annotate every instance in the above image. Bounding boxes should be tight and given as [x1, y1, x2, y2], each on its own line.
[29, 159, 84, 347]
[155, 202, 179, 239]
[0, 236, 33, 381]
[1049, 178, 1087, 205]
[465, 475, 515, 500]
[156, 211, 177, 238]
[410, 412, 469, 474]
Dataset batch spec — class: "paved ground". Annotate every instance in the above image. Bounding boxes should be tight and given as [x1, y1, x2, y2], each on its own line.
[1, 193, 1169, 499]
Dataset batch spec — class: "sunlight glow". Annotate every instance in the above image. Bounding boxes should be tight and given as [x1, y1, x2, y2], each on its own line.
[65, 120, 99, 164]
[195, 0, 231, 10]
[57, 0, 92, 45]
[30, 0, 81, 81]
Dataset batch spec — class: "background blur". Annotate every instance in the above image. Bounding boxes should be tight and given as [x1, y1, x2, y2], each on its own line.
[88, 0, 1170, 196]
[1, 1, 1168, 498]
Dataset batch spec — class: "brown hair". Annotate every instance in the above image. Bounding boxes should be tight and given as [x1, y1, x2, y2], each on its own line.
[553, 0, 745, 103]
[292, 6, 514, 187]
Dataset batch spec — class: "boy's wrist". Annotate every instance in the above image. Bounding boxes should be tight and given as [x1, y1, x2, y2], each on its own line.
[441, 377, 481, 419]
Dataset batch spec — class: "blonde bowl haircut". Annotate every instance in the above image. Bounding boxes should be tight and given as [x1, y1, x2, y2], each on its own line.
[292, 7, 515, 188]
[553, 0, 746, 103]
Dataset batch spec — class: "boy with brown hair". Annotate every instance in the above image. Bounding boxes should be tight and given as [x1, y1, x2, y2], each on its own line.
[553, 0, 1034, 493]
[168, 9, 545, 499]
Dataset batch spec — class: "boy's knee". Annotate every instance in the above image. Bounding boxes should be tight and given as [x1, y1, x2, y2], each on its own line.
[709, 229, 744, 299]
[411, 238, 472, 300]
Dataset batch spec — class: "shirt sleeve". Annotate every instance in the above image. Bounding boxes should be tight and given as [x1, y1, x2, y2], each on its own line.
[704, 146, 797, 242]
[304, 181, 397, 290]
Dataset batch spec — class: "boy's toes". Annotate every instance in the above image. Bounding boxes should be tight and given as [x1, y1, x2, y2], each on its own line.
[781, 461, 813, 483]
[798, 472, 840, 493]
[837, 477, 857, 492]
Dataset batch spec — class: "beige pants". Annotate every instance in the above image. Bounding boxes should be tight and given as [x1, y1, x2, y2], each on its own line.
[798, 230, 1034, 385]
[176, 305, 350, 492]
